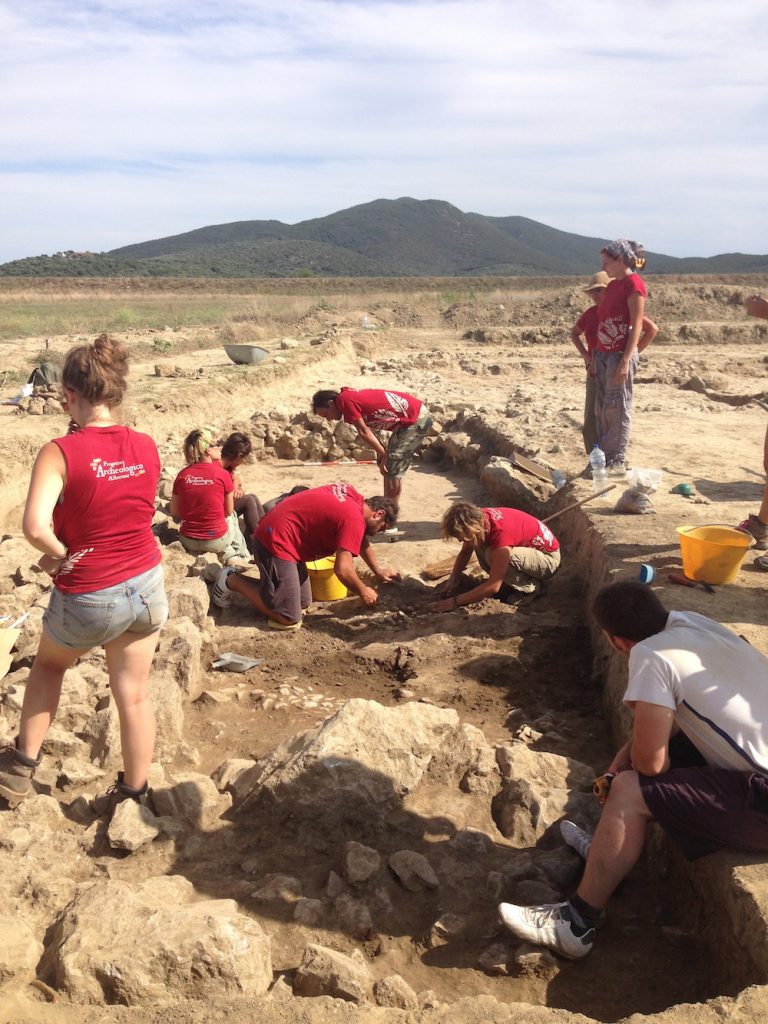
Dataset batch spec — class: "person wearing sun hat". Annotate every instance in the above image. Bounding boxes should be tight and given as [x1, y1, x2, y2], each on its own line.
[593, 240, 658, 472]
[570, 271, 611, 453]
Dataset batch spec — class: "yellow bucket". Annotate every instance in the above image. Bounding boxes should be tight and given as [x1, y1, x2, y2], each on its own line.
[305, 557, 348, 601]
[676, 525, 754, 585]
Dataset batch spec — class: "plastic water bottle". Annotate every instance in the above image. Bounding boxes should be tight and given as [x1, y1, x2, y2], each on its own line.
[590, 444, 608, 490]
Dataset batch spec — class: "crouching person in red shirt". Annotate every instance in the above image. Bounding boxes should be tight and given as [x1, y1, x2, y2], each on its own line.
[432, 502, 560, 612]
[210, 483, 400, 631]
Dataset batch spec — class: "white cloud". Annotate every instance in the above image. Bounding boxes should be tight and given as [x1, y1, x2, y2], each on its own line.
[0, 0, 766, 261]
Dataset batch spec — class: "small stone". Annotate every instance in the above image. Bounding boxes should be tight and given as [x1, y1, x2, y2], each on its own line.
[107, 800, 161, 852]
[294, 898, 324, 926]
[251, 874, 302, 903]
[326, 870, 346, 898]
[513, 944, 559, 980]
[478, 942, 512, 976]
[343, 840, 381, 884]
[333, 892, 373, 939]
[373, 974, 419, 1010]
[427, 912, 466, 948]
[389, 849, 439, 891]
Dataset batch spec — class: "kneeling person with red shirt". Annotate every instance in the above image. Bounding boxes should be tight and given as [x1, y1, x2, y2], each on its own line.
[432, 502, 560, 612]
[211, 483, 400, 630]
[312, 387, 432, 507]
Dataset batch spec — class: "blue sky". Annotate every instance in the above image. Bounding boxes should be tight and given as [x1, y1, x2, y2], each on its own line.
[1, 0, 766, 263]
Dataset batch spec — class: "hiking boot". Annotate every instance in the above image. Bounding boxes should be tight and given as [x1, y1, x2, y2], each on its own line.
[606, 461, 627, 477]
[212, 565, 238, 608]
[737, 514, 768, 550]
[755, 554, 768, 572]
[91, 772, 153, 818]
[0, 742, 41, 809]
[498, 900, 595, 960]
[560, 819, 593, 860]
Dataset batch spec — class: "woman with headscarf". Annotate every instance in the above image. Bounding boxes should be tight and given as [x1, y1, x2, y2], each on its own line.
[593, 239, 648, 472]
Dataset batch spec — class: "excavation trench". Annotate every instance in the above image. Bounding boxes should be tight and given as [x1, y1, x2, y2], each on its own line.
[161, 448, 726, 1022]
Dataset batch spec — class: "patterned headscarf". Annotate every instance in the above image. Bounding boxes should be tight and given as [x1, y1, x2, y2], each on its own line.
[601, 239, 646, 270]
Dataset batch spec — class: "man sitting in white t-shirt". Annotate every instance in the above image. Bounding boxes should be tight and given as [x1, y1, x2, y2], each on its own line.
[498, 581, 768, 960]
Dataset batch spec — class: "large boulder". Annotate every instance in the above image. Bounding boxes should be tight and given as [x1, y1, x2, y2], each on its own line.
[42, 876, 272, 1005]
[0, 913, 42, 986]
[165, 578, 211, 632]
[231, 699, 492, 833]
[153, 616, 205, 701]
[493, 744, 599, 845]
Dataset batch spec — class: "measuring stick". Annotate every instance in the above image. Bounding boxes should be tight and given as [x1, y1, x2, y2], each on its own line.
[542, 484, 617, 525]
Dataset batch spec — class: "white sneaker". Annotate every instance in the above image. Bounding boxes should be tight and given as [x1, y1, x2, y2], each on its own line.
[212, 566, 238, 608]
[560, 819, 593, 860]
[498, 901, 595, 960]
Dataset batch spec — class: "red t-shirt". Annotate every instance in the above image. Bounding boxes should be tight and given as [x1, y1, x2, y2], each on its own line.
[596, 274, 647, 353]
[172, 462, 233, 540]
[256, 483, 366, 563]
[575, 305, 600, 354]
[52, 425, 161, 594]
[335, 388, 422, 429]
[482, 507, 559, 553]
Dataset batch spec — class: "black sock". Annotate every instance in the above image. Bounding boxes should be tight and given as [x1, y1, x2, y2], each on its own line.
[568, 894, 601, 934]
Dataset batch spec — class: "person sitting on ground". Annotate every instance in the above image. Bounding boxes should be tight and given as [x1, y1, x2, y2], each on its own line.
[571, 271, 658, 456]
[170, 428, 249, 563]
[311, 387, 433, 507]
[0, 334, 167, 815]
[498, 581, 768, 961]
[217, 432, 265, 552]
[737, 294, 768, 568]
[431, 502, 560, 612]
[211, 482, 401, 630]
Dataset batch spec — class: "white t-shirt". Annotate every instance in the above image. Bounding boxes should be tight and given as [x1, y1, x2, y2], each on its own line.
[625, 611, 768, 774]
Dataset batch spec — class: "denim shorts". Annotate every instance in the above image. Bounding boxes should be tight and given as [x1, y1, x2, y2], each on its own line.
[44, 564, 168, 650]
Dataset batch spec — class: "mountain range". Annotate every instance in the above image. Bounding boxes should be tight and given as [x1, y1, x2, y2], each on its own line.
[3, 198, 767, 278]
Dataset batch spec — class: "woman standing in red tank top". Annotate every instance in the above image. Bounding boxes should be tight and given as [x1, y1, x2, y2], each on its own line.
[0, 335, 167, 817]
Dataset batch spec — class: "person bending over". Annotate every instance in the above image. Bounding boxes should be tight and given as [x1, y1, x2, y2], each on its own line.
[498, 581, 768, 960]
[312, 387, 432, 507]
[211, 483, 400, 631]
[431, 502, 560, 612]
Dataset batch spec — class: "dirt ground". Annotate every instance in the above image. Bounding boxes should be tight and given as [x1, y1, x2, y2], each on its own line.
[1, 277, 768, 1024]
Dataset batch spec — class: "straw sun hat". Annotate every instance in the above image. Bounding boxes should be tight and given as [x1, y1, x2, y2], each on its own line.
[583, 271, 611, 293]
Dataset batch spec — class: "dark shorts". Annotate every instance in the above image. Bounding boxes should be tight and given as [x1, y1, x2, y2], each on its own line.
[386, 408, 432, 478]
[253, 539, 312, 624]
[640, 767, 768, 860]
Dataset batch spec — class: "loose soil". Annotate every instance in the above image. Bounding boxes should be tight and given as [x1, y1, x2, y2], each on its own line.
[1, 276, 767, 1024]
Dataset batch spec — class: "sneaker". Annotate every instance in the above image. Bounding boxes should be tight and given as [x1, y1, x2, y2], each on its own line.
[267, 618, 302, 631]
[737, 515, 768, 550]
[91, 772, 153, 818]
[0, 742, 41, 809]
[560, 819, 593, 860]
[212, 566, 238, 608]
[498, 901, 595, 960]
[755, 554, 768, 572]
[606, 461, 627, 477]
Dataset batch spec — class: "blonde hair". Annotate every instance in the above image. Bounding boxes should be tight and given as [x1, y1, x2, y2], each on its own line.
[441, 502, 487, 546]
[62, 334, 129, 407]
[183, 427, 215, 464]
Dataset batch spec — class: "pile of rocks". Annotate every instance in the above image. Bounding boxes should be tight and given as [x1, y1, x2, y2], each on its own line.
[12, 385, 64, 416]
[245, 410, 444, 463]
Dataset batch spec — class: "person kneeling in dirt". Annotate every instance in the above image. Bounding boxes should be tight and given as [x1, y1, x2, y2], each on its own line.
[211, 483, 401, 630]
[498, 581, 768, 960]
[312, 387, 432, 508]
[431, 502, 560, 612]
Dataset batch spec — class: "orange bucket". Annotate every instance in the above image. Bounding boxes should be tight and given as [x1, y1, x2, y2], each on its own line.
[676, 525, 754, 585]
